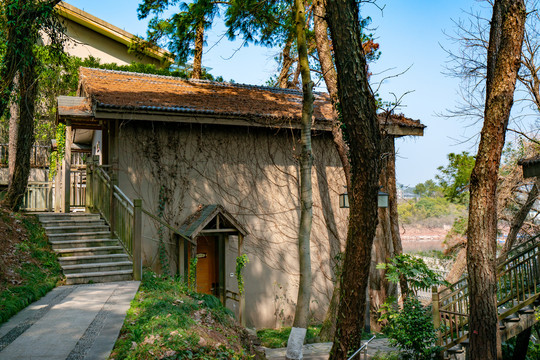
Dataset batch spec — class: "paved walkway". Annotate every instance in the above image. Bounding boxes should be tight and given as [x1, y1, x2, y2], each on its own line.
[0, 281, 140, 360]
[264, 338, 398, 359]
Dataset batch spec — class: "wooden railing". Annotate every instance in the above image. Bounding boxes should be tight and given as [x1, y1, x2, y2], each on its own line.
[433, 234, 540, 350]
[20, 182, 54, 211]
[86, 156, 194, 281]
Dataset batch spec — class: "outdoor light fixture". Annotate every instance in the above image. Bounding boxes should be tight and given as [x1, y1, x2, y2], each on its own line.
[339, 188, 389, 209]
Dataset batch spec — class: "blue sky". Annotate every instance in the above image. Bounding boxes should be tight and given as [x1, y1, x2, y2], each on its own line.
[67, 0, 505, 186]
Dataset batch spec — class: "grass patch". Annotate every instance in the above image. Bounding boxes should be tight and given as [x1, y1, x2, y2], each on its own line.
[257, 325, 321, 348]
[110, 271, 263, 359]
[0, 212, 63, 325]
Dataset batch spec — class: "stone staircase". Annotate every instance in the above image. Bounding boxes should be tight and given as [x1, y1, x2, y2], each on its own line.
[38, 213, 133, 285]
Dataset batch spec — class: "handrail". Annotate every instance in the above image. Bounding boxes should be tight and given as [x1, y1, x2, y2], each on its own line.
[347, 335, 376, 360]
[86, 156, 193, 281]
[434, 233, 540, 350]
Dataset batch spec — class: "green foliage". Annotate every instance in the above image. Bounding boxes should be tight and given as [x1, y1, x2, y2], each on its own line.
[377, 254, 449, 296]
[0, 214, 63, 325]
[397, 196, 466, 224]
[110, 270, 253, 359]
[48, 123, 65, 180]
[501, 323, 540, 360]
[235, 254, 249, 295]
[256, 325, 321, 348]
[436, 151, 476, 204]
[412, 179, 442, 198]
[188, 257, 198, 292]
[381, 296, 441, 360]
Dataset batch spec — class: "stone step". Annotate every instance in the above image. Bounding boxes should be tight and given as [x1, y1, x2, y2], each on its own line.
[55, 245, 125, 257]
[50, 238, 120, 250]
[62, 261, 133, 274]
[44, 225, 110, 234]
[40, 219, 106, 228]
[59, 253, 131, 266]
[37, 213, 101, 222]
[65, 269, 133, 285]
[47, 231, 113, 241]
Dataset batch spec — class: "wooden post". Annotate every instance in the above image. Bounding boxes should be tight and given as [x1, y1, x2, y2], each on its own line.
[432, 286, 442, 346]
[62, 121, 72, 213]
[109, 166, 117, 234]
[238, 233, 245, 326]
[86, 156, 93, 213]
[133, 199, 142, 281]
[54, 162, 61, 212]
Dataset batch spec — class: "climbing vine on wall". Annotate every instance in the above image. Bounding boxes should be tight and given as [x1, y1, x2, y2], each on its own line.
[235, 254, 249, 295]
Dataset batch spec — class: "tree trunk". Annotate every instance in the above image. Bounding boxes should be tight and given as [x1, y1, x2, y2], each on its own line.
[467, 1, 525, 359]
[277, 36, 295, 89]
[512, 326, 531, 360]
[326, 0, 381, 358]
[285, 1, 314, 359]
[4, 60, 38, 210]
[8, 75, 19, 186]
[503, 178, 539, 254]
[385, 138, 408, 298]
[192, 22, 204, 80]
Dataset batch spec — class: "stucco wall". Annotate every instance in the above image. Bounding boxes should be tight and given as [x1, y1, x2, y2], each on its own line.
[60, 18, 162, 66]
[116, 120, 347, 328]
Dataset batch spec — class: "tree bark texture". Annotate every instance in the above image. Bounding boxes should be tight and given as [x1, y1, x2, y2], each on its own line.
[285, 1, 313, 359]
[503, 178, 539, 254]
[4, 60, 38, 210]
[291, 0, 314, 335]
[277, 36, 295, 89]
[192, 22, 204, 80]
[466, 1, 525, 359]
[8, 75, 19, 186]
[326, 0, 381, 358]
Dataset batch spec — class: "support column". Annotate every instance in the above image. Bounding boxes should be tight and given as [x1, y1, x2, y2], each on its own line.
[62, 121, 72, 213]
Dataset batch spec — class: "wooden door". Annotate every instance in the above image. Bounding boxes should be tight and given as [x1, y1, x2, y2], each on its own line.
[196, 236, 218, 295]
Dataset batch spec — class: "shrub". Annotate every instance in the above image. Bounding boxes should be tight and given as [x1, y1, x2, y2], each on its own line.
[382, 296, 441, 360]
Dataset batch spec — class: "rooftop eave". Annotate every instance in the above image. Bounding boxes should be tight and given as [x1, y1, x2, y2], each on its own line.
[56, 2, 170, 62]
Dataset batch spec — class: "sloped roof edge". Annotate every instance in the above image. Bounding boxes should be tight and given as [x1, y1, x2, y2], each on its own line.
[178, 205, 249, 240]
[56, 2, 170, 62]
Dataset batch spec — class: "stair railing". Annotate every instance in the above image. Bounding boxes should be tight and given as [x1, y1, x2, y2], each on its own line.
[86, 156, 193, 281]
[433, 233, 540, 350]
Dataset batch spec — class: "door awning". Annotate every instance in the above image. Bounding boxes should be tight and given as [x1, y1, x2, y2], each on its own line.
[178, 205, 248, 241]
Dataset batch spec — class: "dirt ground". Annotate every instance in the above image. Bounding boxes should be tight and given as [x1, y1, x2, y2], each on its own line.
[0, 208, 34, 292]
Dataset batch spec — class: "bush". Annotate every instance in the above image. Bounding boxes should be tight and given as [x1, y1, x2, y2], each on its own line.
[382, 296, 441, 360]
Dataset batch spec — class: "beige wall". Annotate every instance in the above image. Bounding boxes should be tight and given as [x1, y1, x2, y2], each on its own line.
[60, 18, 162, 66]
[116, 120, 347, 328]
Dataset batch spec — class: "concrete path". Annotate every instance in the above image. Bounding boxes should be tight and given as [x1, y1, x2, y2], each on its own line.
[264, 338, 398, 360]
[0, 281, 139, 360]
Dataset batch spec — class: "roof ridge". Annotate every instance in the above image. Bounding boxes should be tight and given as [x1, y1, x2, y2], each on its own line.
[79, 67, 327, 97]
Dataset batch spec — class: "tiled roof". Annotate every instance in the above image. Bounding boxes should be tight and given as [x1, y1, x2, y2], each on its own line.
[75, 67, 425, 133]
[79, 67, 335, 125]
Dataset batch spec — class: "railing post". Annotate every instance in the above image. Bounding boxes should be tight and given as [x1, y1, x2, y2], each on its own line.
[432, 286, 441, 346]
[62, 121, 72, 213]
[86, 156, 93, 213]
[133, 199, 142, 281]
[109, 162, 117, 234]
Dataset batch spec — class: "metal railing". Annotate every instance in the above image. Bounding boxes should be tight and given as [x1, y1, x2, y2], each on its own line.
[433, 234, 540, 350]
[347, 335, 377, 360]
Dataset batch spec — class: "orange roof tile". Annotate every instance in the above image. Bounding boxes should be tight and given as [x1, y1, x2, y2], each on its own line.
[77, 67, 425, 132]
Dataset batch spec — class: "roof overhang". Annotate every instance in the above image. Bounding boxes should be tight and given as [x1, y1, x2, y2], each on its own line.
[56, 2, 170, 62]
[178, 205, 249, 242]
[519, 157, 540, 178]
[57, 96, 425, 136]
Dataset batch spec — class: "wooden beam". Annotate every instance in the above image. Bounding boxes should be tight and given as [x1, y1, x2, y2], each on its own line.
[200, 229, 238, 234]
[62, 121, 73, 213]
